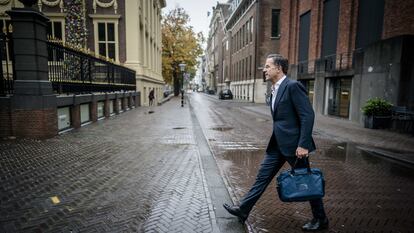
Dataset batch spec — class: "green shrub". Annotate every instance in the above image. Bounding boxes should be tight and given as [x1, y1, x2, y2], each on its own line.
[361, 98, 393, 116]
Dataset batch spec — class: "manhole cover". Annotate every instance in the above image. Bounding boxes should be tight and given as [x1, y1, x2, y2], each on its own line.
[210, 127, 233, 131]
[173, 127, 186, 130]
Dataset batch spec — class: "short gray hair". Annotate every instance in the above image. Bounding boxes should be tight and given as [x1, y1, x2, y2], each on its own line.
[267, 54, 288, 74]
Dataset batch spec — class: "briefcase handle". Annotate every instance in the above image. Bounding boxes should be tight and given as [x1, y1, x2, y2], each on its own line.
[290, 157, 311, 175]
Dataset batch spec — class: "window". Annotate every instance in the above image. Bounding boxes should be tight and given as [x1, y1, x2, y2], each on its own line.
[250, 17, 254, 42]
[242, 59, 244, 80]
[271, 9, 280, 38]
[245, 22, 249, 45]
[96, 22, 117, 60]
[0, 19, 12, 62]
[249, 55, 252, 76]
[246, 20, 250, 44]
[47, 20, 65, 61]
[47, 20, 64, 40]
[245, 57, 248, 79]
[242, 24, 245, 46]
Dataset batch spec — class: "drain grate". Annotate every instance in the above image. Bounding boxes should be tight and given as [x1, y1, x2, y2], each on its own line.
[210, 127, 233, 131]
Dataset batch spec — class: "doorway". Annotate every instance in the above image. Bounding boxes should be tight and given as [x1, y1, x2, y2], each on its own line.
[325, 77, 352, 118]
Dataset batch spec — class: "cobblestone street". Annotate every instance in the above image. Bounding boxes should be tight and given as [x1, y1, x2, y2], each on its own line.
[0, 98, 219, 233]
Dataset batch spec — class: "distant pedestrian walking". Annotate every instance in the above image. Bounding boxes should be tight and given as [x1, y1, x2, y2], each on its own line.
[223, 54, 328, 231]
[149, 88, 155, 106]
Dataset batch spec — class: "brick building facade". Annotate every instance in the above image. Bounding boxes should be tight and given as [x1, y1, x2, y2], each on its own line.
[280, 0, 414, 126]
[206, 0, 281, 103]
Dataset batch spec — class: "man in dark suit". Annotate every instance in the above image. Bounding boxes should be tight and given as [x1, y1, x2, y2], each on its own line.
[223, 54, 328, 231]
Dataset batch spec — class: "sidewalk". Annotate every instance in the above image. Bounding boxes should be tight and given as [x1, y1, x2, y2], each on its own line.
[242, 104, 414, 164]
[0, 97, 242, 233]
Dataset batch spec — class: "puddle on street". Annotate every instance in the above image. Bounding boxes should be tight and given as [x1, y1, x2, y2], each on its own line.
[322, 142, 414, 178]
[217, 142, 414, 179]
[215, 141, 414, 232]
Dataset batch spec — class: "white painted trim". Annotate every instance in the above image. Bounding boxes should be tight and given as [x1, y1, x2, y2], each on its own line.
[92, 18, 119, 62]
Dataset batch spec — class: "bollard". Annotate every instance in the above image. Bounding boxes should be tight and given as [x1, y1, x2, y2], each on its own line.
[181, 90, 184, 107]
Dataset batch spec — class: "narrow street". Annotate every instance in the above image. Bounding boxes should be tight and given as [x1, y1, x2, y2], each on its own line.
[1, 94, 413, 232]
[189, 92, 414, 232]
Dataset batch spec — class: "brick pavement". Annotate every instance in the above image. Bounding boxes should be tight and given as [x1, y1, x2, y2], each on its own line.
[190, 93, 414, 232]
[0, 97, 220, 232]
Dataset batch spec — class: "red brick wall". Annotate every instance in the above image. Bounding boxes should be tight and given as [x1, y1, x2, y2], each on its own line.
[104, 99, 110, 117]
[279, 0, 290, 59]
[0, 101, 12, 137]
[280, 0, 300, 64]
[122, 97, 128, 110]
[91, 102, 98, 122]
[337, 0, 358, 56]
[230, 3, 256, 82]
[281, 0, 358, 65]
[383, 0, 414, 39]
[71, 105, 81, 129]
[299, 0, 311, 15]
[309, 0, 323, 61]
[257, 0, 281, 67]
[12, 109, 57, 139]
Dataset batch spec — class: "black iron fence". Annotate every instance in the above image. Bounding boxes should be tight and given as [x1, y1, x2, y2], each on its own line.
[0, 32, 14, 96]
[47, 40, 136, 94]
[297, 51, 358, 75]
[323, 52, 354, 72]
[0, 36, 136, 96]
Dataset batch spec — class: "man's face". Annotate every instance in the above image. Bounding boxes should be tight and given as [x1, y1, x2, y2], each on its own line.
[263, 58, 280, 83]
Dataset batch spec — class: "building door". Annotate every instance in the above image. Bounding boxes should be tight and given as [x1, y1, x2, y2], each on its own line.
[326, 77, 351, 118]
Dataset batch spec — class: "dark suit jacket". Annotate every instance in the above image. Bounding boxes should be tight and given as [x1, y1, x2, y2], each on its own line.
[266, 78, 316, 156]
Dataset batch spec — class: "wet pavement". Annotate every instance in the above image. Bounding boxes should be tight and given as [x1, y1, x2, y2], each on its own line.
[189, 92, 414, 232]
[1, 93, 414, 233]
[0, 98, 221, 233]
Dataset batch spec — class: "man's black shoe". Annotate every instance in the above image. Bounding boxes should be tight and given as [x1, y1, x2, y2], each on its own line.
[302, 218, 329, 231]
[223, 203, 248, 223]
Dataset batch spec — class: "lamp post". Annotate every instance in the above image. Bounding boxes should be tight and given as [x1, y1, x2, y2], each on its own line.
[179, 63, 186, 107]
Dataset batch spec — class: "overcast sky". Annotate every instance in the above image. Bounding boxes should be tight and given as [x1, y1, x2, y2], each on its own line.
[163, 0, 226, 42]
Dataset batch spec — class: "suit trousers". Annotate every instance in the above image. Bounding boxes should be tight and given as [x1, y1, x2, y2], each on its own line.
[239, 151, 327, 219]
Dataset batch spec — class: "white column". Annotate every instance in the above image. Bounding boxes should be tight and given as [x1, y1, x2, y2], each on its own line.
[125, 0, 139, 65]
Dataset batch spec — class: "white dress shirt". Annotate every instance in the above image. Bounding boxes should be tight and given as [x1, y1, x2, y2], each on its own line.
[271, 75, 286, 111]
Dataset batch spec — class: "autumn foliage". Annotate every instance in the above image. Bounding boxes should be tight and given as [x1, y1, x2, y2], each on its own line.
[162, 7, 204, 94]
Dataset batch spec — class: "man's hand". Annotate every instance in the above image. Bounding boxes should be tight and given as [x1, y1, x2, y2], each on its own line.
[296, 147, 309, 158]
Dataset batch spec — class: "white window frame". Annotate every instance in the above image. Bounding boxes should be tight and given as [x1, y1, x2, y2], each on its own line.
[92, 18, 119, 62]
[45, 13, 66, 41]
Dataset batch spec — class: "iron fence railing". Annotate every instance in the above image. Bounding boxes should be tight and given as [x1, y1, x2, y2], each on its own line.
[47, 40, 136, 94]
[297, 51, 360, 75]
[0, 36, 136, 96]
[0, 32, 14, 96]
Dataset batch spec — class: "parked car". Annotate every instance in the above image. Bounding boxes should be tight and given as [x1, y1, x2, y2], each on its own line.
[219, 89, 233, 100]
[163, 90, 170, 97]
[207, 89, 216, 95]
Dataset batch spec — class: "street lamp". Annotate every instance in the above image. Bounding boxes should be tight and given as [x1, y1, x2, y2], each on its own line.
[179, 63, 186, 107]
